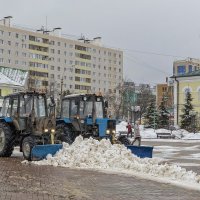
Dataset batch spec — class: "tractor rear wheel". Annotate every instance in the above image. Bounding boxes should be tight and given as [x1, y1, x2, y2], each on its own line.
[0, 123, 14, 157]
[56, 124, 74, 144]
[22, 136, 35, 161]
[117, 136, 131, 145]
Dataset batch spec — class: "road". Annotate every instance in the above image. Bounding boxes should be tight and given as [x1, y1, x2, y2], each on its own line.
[0, 140, 200, 200]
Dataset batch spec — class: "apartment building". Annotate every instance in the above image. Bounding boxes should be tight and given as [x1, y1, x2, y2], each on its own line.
[173, 58, 200, 76]
[0, 17, 123, 97]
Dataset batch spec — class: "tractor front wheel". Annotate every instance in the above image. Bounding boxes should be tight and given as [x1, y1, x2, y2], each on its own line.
[0, 123, 14, 157]
[22, 136, 35, 161]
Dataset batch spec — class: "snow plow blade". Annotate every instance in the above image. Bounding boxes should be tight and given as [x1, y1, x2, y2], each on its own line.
[126, 145, 153, 158]
[31, 144, 63, 161]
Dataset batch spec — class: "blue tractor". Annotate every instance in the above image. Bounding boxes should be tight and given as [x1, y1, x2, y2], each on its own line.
[0, 92, 69, 160]
[56, 94, 131, 145]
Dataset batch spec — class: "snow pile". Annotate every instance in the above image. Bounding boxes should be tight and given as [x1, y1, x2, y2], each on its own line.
[116, 121, 200, 140]
[182, 133, 200, 140]
[33, 136, 200, 185]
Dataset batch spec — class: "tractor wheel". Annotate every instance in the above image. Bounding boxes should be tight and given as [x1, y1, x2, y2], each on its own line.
[117, 135, 131, 145]
[56, 124, 74, 144]
[22, 136, 35, 161]
[0, 123, 14, 157]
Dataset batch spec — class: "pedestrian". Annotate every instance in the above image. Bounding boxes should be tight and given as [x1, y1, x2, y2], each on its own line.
[126, 122, 133, 138]
[132, 120, 141, 146]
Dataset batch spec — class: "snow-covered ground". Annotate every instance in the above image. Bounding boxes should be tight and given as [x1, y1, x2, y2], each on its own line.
[20, 121, 200, 191]
[116, 121, 200, 140]
[29, 136, 200, 191]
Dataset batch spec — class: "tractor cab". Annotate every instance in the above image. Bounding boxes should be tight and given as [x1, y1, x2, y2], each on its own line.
[56, 94, 119, 143]
[1, 92, 51, 132]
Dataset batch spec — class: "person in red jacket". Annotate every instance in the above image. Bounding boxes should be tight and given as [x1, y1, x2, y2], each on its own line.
[126, 122, 133, 138]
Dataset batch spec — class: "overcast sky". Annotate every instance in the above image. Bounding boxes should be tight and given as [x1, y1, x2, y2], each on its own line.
[1, 0, 200, 85]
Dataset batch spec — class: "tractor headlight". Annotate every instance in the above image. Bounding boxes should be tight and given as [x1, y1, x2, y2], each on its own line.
[112, 130, 116, 134]
[51, 129, 55, 133]
[106, 129, 110, 134]
[44, 129, 48, 133]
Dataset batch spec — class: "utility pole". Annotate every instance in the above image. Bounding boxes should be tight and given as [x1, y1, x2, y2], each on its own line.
[60, 77, 63, 101]
[154, 109, 156, 132]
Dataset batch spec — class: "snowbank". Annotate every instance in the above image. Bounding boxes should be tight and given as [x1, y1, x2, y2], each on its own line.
[116, 121, 200, 140]
[32, 136, 200, 186]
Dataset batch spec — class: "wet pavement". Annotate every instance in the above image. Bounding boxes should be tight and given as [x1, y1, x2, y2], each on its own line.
[0, 140, 200, 199]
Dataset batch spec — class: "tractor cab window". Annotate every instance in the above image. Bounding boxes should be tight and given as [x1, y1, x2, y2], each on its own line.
[70, 100, 78, 116]
[1, 98, 11, 117]
[84, 101, 93, 117]
[62, 100, 70, 118]
[34, 95, 46, 117]
[95, 101, 103, 118]
[79, 101, 84, 117]
[11, 98, 18, 117]
[19, 95, 33, 117]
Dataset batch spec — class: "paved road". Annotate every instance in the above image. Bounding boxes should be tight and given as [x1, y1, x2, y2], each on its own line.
[1, 153, 200, 200]
[143, 139, 200, 174]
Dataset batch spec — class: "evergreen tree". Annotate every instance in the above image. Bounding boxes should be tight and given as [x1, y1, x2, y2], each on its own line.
[158, 97, 169, 128]
[145, 100, 159, 128]
[180, 91, 193, 129]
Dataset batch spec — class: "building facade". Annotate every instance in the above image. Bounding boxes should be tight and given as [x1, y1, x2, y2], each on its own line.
[171, 70, 200, 126]
[156, 83, 173, 111]
[0, 17, 123, 97]
[173, 58, 200, 76]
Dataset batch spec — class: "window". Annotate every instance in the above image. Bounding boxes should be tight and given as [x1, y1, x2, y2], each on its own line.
[0, 30, 3, 35]
[51, 49, 55, 53]
[15, 42, 19, 47]
[62, 100, 70, 117]
[184, 88, 191, 99]
[16, 33, 19, 38]
[51, 74, 54, 78]
[177, 65, 186, 75]
[0, 58, 4, 63]
[0, 49, 3, 54]
[8, 41, 11, 45]
[2, 98, 11, 117]
[57, 66, 60, 71]
[58, 50, 60, 54]
[57, 42, 60, 46]
[51, 66, 54, 70]
[71, 100, 78, 116]
[0, 39, 3, 44]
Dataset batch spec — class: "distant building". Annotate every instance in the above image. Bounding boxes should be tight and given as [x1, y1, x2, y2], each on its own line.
[173, 58, 200, 76]
[171, 70, 200, 125]
[156, 83, 173, 112]
[0, 17, 123, 97]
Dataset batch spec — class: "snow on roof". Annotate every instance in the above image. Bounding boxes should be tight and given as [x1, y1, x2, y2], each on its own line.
[0, 72, 22, 86]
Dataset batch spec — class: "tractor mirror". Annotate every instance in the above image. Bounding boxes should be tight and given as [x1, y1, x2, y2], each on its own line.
[105, 101, 108, 108]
